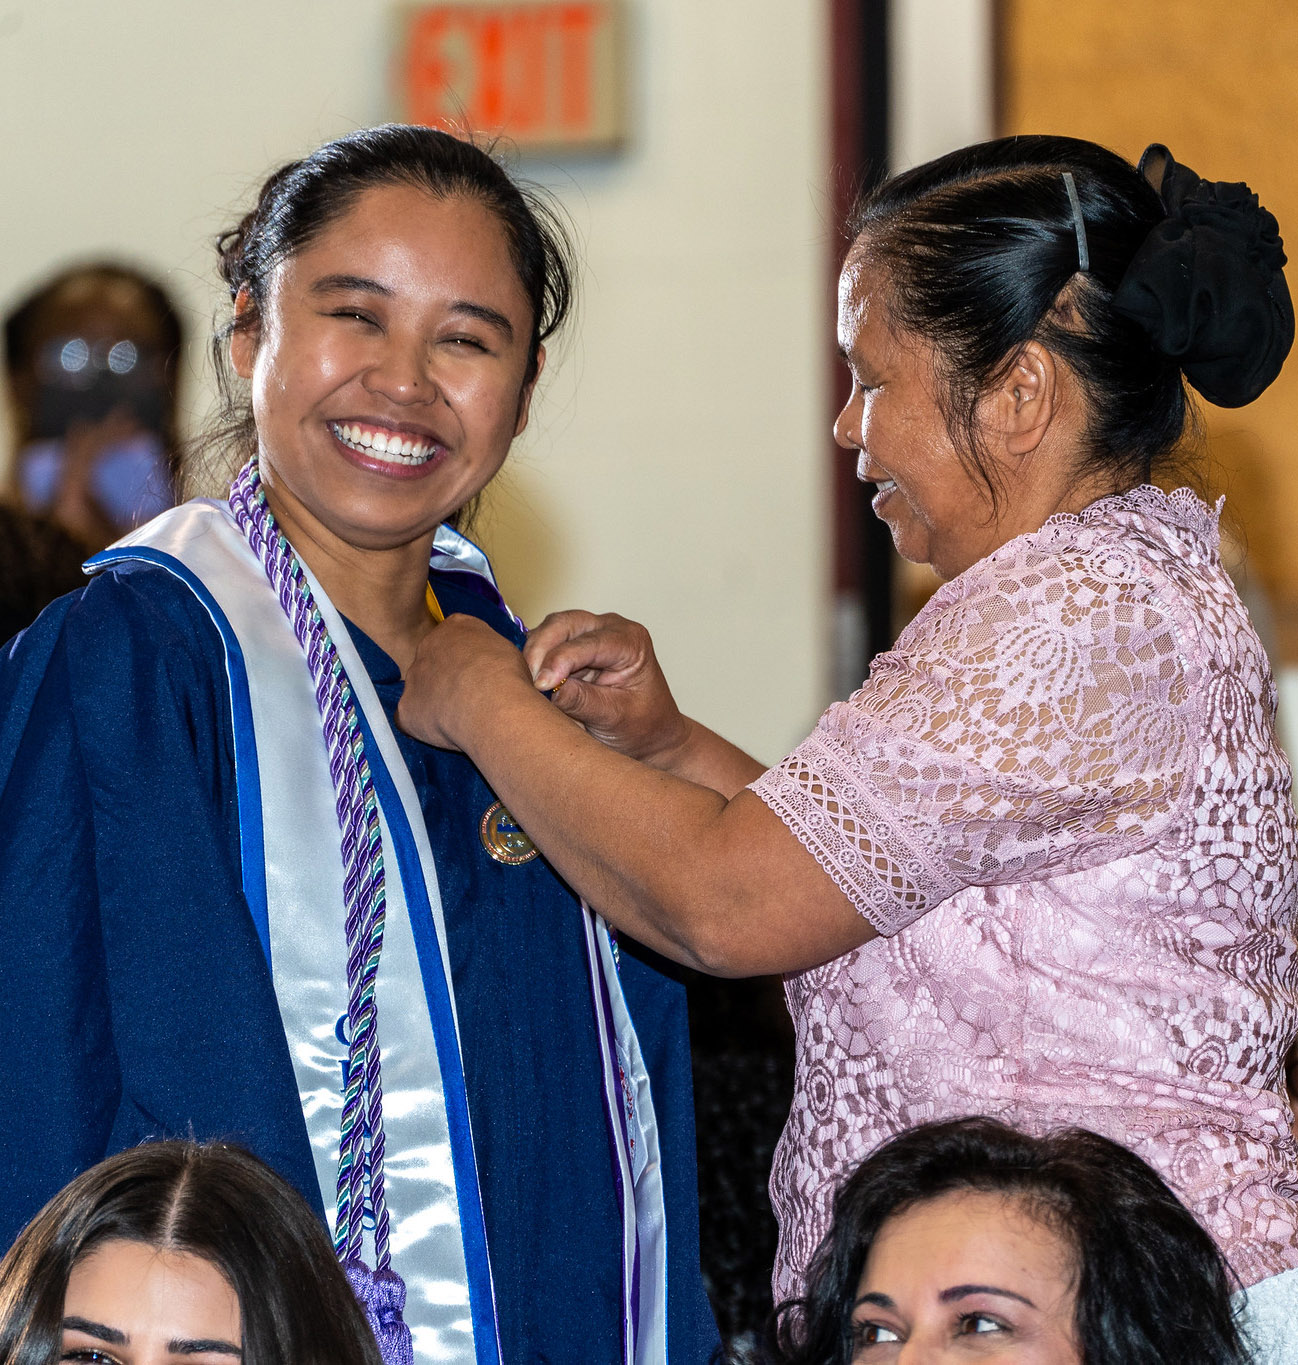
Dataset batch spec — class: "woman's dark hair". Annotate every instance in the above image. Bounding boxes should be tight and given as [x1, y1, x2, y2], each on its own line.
[848, 134, 1289, 493]
[765, 1116, 1249, 1365]
[0, 1140, 382, 1365]
[198, 123, 575, 508]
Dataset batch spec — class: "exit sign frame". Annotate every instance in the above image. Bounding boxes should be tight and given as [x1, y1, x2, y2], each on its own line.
[396, 2, 628, 154]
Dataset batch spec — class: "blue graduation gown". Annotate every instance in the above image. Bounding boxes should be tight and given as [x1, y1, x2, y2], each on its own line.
[0, 561, 718, 1363]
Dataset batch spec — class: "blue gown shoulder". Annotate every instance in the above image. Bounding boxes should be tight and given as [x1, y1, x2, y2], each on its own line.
[0, 564, 321, 1240]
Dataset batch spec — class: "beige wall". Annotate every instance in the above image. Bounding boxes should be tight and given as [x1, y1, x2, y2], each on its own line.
[1001, 0, 1298, 659]
[887, 0, 996, 625]
[0, 1, 830, 761]
[890, 0, 993, 172]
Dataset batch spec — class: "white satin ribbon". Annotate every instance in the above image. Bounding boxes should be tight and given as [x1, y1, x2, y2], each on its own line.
[93, 501, 492, 1364]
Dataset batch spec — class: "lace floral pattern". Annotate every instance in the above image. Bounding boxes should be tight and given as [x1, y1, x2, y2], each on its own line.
[752, 487, 1298, 1297]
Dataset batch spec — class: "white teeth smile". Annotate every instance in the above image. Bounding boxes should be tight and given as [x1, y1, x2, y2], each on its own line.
[330, 421, 437, 466]
[874, 480, 896, 493]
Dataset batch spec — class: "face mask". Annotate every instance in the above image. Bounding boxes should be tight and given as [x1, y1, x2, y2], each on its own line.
[19, 429, 172, 531]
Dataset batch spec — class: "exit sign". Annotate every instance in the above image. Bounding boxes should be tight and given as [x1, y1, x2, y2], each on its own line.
[397, 3, 627, 152]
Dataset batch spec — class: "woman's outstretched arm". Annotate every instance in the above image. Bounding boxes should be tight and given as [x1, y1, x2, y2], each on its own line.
[398, 612, 873, 977]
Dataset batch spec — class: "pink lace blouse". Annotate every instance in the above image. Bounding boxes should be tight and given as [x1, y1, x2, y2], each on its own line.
[752, 486, 1298, 1298]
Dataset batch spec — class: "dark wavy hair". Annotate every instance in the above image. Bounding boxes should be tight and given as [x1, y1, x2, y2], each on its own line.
[0, 1141, 382, 1365]
[194, 123, 576, 514]
[764, 1117, 1248, 1365]
[848, 135, 1195, 493]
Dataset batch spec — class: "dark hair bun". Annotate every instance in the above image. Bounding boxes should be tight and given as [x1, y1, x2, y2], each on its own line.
[1113, 144, 1294, 407]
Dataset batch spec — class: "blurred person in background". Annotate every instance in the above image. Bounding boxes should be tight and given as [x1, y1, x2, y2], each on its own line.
[0, 1139, 382, 1365]
[3, 262, 182, 549]
[0, 502, 89, 642]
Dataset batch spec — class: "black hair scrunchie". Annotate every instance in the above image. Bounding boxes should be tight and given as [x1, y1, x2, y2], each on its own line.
[1112, 143, 1294, 407]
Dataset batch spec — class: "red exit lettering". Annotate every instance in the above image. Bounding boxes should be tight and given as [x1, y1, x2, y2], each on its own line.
[402, 3, 621, 148]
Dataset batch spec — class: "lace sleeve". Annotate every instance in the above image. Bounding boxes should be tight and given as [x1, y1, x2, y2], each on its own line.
[751, 544, 1202, 936]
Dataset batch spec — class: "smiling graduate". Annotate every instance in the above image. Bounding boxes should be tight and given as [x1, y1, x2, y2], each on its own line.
[0, 125, 716, 1365]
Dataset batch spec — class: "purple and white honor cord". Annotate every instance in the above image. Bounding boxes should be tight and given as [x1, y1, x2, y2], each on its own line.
[229, 456, 413, 1365]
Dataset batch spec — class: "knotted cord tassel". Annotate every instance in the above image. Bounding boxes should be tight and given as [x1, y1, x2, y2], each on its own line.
[344, 1260, 415, 1365]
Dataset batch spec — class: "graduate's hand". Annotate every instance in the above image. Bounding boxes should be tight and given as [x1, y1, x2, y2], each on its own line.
[398, 613, 537, 752]
[523, 610, 692, 768]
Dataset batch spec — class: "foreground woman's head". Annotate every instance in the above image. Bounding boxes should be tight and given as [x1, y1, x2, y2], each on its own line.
[834, 134, 1291, 579]
[0, 1141, 382, 1365]
[767, 1117, 1248, 1365]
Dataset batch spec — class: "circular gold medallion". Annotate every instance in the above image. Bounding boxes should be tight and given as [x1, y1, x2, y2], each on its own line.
[479, 800, 539, 865]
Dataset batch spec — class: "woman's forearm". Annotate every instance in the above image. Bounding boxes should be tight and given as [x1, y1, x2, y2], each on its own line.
[642, 716, 766, 797]
[458, 684, 744, 969]
[421, 683, 864, 975]
[399, 615, 872, 975]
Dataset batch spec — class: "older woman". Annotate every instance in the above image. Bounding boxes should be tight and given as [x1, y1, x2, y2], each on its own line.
[397, 134, 1298, 1334]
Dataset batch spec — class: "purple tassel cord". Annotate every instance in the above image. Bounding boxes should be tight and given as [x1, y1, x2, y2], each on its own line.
[345, 1261, 415, 1365]
[230, 458, 412, 1363]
